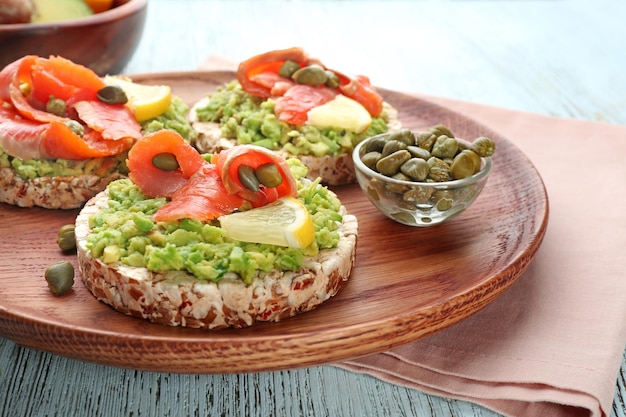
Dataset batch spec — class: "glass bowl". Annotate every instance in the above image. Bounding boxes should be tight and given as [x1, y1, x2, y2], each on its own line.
[353, 131, 492, 227]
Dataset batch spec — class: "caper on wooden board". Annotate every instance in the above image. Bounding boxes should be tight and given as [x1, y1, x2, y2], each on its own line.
[57, 223, 76, 252]
[45, 260, 75, 296]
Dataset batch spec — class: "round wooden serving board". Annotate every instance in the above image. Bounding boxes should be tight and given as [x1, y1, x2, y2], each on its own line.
[0, 71, 548, 374]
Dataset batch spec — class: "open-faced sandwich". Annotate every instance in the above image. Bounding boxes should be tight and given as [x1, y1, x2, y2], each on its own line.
[190, 47, 401, 186]
[75, 130, 357, 329]
[0, 55, 194, 209]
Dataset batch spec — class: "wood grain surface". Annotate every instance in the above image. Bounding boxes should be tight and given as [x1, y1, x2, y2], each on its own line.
[0, 72, 548, 373]
[1, 1, 624, 416]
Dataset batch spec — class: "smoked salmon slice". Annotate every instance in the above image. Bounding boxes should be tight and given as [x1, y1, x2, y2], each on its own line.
[27, 55, 105, 105]
[72, 100, 142, 141]
[236, 48, 385, 120]
[274, 84, 337, 125]
[336, 73, 384, 117]
[0, 55, 140, 160]
[127, 130, 206, 198]
[211, 144, 298, 206]
[153, 164, 245, 223]
[0, 103, 49, 160]
[127, 133, 299, 222]
[237, 47, 309, 98]
[0, 56, 25, 102]
[0, 102, 132, 160]
[41, 121, 133, 160]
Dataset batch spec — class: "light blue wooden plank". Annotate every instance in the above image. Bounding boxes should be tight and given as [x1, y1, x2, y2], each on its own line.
[1, 1, 624, 416]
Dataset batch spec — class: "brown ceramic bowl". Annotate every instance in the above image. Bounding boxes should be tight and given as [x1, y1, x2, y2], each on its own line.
[0, 0, 147, 76]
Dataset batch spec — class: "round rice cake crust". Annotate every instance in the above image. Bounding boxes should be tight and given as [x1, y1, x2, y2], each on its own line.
[75, 189, 358, 330]
[0, 167, 123, 209]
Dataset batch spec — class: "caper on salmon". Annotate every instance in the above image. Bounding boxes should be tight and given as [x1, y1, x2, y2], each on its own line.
[238, 163, 284, 191]
[97, 85, 128, 105]
[278, 59, 301, 78]
[292, 64, 328, 86]
[237, 164, 260, 192]
[255, 162, 283, 188]
[46, 96, 66, 117]
[45, 261, 75, 296]
[64, 120, 84, 137]
[360, 126, 495, 182]
[152, 152, 180, 171]
[280, 62, 342, 89]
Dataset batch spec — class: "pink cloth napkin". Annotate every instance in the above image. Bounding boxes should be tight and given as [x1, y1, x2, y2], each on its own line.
[198, 58, 626, 417]
[338, 97, 626, 417]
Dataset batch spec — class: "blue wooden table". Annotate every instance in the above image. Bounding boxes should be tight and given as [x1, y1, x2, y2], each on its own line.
[1, 1, 624, 416]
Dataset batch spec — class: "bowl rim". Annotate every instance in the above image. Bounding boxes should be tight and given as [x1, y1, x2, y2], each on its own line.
[0, 0, 147, 31]
[352, 132, 492, 189]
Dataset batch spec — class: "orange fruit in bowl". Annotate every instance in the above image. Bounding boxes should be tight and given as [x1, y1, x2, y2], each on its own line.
[84, 0, 114, 13]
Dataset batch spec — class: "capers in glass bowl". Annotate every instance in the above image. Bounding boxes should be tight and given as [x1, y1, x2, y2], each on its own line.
[352, 126, 495, 226]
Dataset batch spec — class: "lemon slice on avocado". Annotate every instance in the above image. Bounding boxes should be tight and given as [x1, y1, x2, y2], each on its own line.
[103, 75, 172, 122]
[306, 94, 372, 134]
[218, 197, 316, 248]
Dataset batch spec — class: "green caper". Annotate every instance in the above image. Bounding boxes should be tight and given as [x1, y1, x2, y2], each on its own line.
[434, 190, 455, 211]
[400, 158, 429, 181]
[416, 131, 437, 151]
[381, 140, 407, 157]
[152, 152, 180, 171]
[366, 185, 380, 201]
[376, 150, 411, 176]
[45, 261, 75, 296]
[64, 120, 84, 136]
[278, 60, 301, 78]
[450, 151, 476, 179]
[407, 145, 430, 160]
[57, 224, 76, 252]
[388, 128, 416, 146]
[391, 172, 412, 182]
[255, 163, 283, 188]
[427, 157, 452, 182]
[403, 186, 433, 203]
[436, 197, 453, 211]
[471, 136, 496, 157]
[238, 164, 259, 192]
[324, 70, 340, 88]
[431, 135, 459, 159]
[365, 136, 387, 153]
[46, 96, 66, 117]
[292, 64, 328, 86]
[361, 151, 382, 170]
[97, 85, 129, 105]
[430, 124, 455, 138]
[460, 149, 482, 174]
[19, 82, 31, 95]
[385, 178, 409, 194]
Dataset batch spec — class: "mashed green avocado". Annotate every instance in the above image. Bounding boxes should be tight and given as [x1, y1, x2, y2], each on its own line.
[195, 81, 389, 157]
[1, 96, 194, 180]
[0, 150, 128, 180]
[86, 159, 343, 285]
[140, 96, 197, 143]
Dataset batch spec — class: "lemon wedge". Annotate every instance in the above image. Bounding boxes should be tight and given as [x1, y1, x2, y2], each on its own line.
[103, 75, 172, 122]
[306, 94, 372, 134]
[218, 197, 316, 248]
